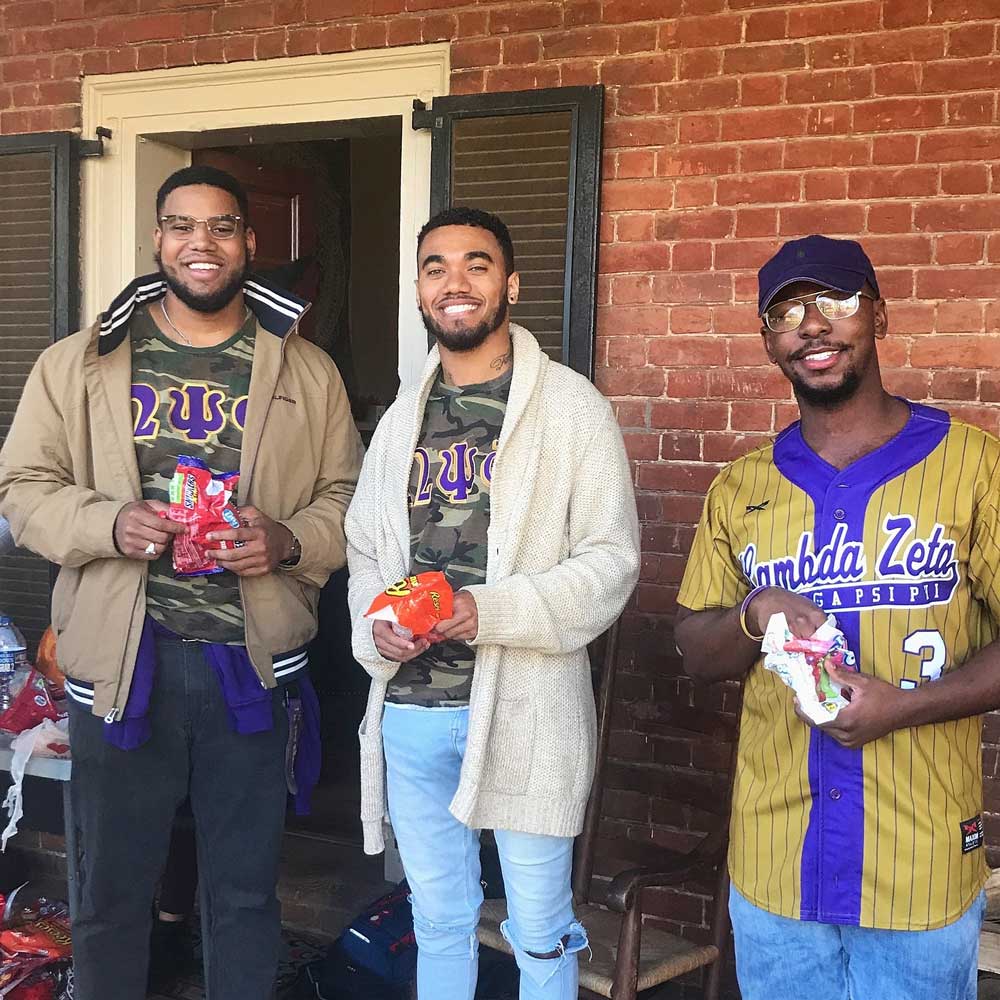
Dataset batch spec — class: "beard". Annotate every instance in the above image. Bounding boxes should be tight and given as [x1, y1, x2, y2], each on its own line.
[155, 250, 248, 313]
[419, 296, 507, 352]
[790, 366, 862, 408]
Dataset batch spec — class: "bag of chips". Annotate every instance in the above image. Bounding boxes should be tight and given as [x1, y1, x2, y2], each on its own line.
[163, 456, 242, 577]
[364, 573, 454, 640]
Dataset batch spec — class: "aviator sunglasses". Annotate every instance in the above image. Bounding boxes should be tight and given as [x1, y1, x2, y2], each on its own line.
[764, 289, 877, 334]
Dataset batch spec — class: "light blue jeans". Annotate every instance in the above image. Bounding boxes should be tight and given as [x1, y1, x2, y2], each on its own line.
[382, 703, 588, 1000]
[730, 885, 984, 1000]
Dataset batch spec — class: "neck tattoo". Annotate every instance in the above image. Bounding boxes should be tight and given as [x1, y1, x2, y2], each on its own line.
[160, 299, 249, 347]
[490, 350, 512, 373]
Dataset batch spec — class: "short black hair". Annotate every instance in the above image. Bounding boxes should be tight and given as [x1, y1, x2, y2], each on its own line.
[156, 165, 249, 221]
[417, 206, 515, 276]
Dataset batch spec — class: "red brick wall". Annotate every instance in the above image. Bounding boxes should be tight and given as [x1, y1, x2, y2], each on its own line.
[3, 0, 1000, 976]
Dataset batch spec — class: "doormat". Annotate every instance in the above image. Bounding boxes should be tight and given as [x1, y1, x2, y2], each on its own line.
[146, 920, 328, 1000]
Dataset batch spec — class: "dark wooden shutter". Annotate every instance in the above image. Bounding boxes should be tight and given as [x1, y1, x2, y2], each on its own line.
[0, 134, 78, 651]
[416, 86, 603, 379]
[451, 111, 572, 362]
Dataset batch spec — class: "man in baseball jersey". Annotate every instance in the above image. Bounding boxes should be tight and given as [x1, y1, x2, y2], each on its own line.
[675, 235, 1000, 1000]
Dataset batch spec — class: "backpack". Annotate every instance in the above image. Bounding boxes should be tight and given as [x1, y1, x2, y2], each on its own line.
[335, 880, 417, 986]
[299, 944, 410, 1000]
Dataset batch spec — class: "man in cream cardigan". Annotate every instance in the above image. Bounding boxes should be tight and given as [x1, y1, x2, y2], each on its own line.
[346, 207, 640, 1000]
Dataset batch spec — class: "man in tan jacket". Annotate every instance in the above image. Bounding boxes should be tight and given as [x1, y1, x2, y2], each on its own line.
[0, 165, 360, 1000]
[346, 207, 639, 1000]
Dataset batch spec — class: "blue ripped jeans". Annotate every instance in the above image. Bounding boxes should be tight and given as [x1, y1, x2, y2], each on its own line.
[730, 886, 984, 1000]
[382, 703, 588, 1000]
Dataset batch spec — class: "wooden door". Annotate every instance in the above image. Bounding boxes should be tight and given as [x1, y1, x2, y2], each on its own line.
[192, 148, 320, 340]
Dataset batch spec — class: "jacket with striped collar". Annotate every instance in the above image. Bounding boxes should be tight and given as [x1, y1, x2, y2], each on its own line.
[0, 272, 362, 719]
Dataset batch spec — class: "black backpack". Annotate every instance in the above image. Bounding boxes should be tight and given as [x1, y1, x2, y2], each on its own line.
[299, 943, 411, 999]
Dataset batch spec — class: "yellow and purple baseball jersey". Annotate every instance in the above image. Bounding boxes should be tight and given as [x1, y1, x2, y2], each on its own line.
[678, 402, 1000, 930]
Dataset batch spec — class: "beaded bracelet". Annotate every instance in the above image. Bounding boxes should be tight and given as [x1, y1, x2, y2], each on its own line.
[739, 585, 769, 642]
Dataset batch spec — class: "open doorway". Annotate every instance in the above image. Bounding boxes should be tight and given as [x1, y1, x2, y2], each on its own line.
[183, 125, 402, 848]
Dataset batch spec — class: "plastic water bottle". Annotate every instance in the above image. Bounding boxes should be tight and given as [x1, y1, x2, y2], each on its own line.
[0, 616, 28, 712]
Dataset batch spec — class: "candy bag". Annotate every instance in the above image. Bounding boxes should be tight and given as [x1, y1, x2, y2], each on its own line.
[7, 971, 57, 1000]
[364, 573, 454, 640]
[0, 898, 71, 999]
[0, 959, 47, 999]
[32, 629, 63, 699]
[0, 672, 61, 736]
[0, 912, 71, 962]
[164, 456, 242, 577]
[761, 613, 858, 725]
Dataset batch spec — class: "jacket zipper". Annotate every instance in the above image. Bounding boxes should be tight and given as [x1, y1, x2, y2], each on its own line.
[238, 323, 295, 689]
[106, 574, 146, 721]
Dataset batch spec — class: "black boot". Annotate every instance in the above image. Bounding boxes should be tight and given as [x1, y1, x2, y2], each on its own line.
[147, 916, 195, 994]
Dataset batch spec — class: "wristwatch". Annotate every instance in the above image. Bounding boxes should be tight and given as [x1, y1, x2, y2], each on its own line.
[279, 532, 302, 569]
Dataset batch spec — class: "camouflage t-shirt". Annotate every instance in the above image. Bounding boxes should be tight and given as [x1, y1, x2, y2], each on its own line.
[130, 303, 254, 644]
[386, 367, 512, 706]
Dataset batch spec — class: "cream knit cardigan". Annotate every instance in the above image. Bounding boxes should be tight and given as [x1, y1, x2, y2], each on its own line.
[345, 325, 641, 855]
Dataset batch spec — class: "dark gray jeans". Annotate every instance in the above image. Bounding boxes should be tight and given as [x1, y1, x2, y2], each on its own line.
[67, 633, 289, 1000]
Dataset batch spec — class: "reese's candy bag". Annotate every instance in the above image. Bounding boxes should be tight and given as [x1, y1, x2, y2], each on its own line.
[163, 456, 242, 578]
[364, 572, 454, 639]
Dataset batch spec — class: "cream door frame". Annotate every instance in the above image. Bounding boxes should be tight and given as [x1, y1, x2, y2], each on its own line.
[80, 44, 450, 387]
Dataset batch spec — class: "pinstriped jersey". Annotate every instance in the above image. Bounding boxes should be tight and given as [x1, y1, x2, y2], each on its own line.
[678, 402, 1000, 930]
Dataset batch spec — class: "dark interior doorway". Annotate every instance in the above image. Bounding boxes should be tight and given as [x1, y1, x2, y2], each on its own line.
[193, 124, 403, 847]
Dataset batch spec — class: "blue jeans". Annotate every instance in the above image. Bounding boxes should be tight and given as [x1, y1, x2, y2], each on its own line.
[730, 885, 984, 1000]
[382, 703, 588, 1000]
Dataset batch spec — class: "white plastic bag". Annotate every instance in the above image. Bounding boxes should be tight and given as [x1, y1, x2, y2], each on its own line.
[1, 717, 69, 852]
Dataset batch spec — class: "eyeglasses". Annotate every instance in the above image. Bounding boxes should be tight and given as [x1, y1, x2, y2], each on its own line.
[157, 215, 243, 240]
[763, 289, 877, 334]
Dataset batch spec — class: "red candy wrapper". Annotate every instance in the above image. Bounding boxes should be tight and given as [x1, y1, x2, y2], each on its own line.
[0, 897, 71, 1000]
[0, 915, 71, 962]
[0, 958, 47, 998]
[0, 671, 62, 735]
[163, 456, 242, 577]
[364, 572, 454, 639]
[8, 974, 56, 1000]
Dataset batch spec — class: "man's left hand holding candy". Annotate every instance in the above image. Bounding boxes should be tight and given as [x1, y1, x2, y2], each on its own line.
[429, 591, 479, 643]
[796, 664, 909, 749]
[205, 505, 295, 577]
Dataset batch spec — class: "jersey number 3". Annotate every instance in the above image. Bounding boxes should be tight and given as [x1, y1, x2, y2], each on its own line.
[899, 629, 946, 690]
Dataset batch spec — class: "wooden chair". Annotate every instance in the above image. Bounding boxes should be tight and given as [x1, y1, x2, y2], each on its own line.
[477, 619, 742, 999]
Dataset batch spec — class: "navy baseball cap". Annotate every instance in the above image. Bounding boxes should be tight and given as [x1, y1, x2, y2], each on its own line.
[758, 235, 880, 316]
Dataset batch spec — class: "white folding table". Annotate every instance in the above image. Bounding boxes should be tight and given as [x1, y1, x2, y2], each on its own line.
[0, 735, 77, 919]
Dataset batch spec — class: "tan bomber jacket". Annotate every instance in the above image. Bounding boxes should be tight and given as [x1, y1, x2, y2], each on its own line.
[0, 274, 362, 719]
